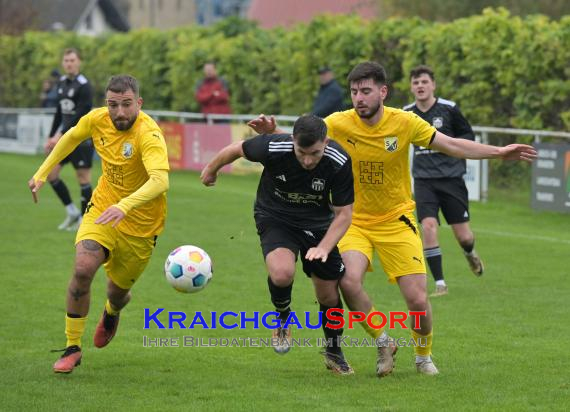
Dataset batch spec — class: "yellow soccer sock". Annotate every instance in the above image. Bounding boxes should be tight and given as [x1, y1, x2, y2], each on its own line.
[105, 299, 120, 316]
[411, 329, 433, 357]
[65, 315, 87, 348]
[360, 307, 385, 339]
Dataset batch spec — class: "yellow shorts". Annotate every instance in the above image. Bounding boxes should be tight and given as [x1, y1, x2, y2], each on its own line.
[338, 212, 426, 283]
[76, 204, 157, 290]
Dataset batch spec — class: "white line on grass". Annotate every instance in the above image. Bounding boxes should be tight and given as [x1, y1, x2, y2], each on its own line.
[443, 225, 570, 245]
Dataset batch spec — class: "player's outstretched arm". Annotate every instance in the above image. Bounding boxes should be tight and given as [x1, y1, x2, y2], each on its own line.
[306, 204, 353, 262]
[200, 141, 245, 186]
[30, 115, 92, 203]
[430, 131, 537, 162]
[247, 114, 284, 135]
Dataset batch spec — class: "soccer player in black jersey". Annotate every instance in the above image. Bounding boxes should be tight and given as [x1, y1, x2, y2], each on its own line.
[201, 115, 355, 375]
[45, 48, 94, 231]
[405, 65, 483, 297]
[248, 62, 536, 378]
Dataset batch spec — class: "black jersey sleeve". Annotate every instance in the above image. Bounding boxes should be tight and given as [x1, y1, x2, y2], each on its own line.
[49, 101, 63, 137]
[242, 134, 271, 164]
[330, 155, 354, 207]
[451, 105, 474, 140]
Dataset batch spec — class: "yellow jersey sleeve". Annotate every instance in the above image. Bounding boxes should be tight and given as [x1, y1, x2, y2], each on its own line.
[116, 169, 169, 214]
[324, 113, 343, 142]
[409, 112, 436, 147]
[33, 112, 92, 182]
[141, 129, 170, 172]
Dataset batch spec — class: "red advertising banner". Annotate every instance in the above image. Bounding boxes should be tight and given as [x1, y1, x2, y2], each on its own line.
[159, 122, 185, 170]
[182, 124, 232, 172]
[159, 122, 237, 172]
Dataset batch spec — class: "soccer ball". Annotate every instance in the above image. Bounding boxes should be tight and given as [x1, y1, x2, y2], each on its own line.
[164, 245, 213, 293]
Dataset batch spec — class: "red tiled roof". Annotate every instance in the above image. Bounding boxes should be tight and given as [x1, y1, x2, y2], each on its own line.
[247, 0, 378, 29]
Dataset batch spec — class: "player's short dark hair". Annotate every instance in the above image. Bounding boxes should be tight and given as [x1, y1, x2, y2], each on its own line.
[106, 75, 140, 96]
[63, 48, 81, 59]
[410, 65, 435, 80]
[347, 61, 387, 86]
[292, 114, 327, 148]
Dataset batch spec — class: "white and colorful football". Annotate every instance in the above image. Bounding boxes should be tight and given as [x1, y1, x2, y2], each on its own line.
[164, 245, 213, 293]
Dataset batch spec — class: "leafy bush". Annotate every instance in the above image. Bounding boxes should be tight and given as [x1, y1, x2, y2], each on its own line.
[1, 9, 568, 130]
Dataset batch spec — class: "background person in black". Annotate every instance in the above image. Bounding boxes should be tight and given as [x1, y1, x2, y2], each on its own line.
[404, 65, 484, 297]
[201, 115, 355, 375]
[45, 48, 94, 231]
[312, 67, 345, 118]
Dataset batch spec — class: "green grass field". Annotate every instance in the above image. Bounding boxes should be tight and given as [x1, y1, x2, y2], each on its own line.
[1, 152, 569, 411]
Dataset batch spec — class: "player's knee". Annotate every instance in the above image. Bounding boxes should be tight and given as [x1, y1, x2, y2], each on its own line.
[317, 294, 338, 307]
[72, 265, 96, 286]
[406, 293, 428, 311]
[339, 275, 361, 298]
[271, 268, 294, 286]
[422, 221, 437, 235]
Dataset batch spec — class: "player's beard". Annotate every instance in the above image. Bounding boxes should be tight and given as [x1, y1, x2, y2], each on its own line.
[112, 115, 137, 131]
[356, 101, 381, 119]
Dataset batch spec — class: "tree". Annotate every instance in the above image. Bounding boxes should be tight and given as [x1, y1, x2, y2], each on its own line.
[377, 0, 570, 21]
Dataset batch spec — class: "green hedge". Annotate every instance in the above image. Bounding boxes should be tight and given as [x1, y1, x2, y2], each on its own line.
[1, 9, 569, 131]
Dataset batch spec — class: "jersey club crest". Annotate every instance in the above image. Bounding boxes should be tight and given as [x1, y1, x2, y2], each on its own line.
[432, 117, 443, 129]
[384, 137, 398, 152]
[311, 178, 325, 191]
[122, 142, 134, 159]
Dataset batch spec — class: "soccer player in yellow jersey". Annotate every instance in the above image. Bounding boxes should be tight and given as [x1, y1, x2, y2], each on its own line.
[28, 75, 170, 374]
[248, 61, 536, 377]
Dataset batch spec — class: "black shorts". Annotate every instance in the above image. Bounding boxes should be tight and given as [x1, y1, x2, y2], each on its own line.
[255, 216, 345, 281]
[414, 177, 469, 225]
[60, 140, 94, 169]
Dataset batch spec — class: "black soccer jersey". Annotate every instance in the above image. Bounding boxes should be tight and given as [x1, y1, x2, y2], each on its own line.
[404, 98, 474, 179]
[242, 134, 354, 231]
[49, 74, 93, 136]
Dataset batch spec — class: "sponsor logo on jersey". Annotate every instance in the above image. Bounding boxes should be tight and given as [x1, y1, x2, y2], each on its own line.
[311, 178, 325, 191]
[276, 174, 286, 182]
[123, 142, 134, 159]
[384, 136, 398, 152]
[60, 98, 75, 113]
[433, 117, 443, 128]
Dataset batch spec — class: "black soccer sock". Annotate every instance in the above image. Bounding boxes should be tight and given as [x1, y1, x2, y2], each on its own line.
[320, 300, 344, 355]
[424, 246, 444, 282]
[80, 183, 93, 215]
[267, 277, 292, 323]
[49, 178, 72, 206]
[461, 240, 475, 254]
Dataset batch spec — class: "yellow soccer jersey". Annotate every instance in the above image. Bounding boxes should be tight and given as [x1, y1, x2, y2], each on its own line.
[325, 107, 435, 226]
[35, 107, 169, 237]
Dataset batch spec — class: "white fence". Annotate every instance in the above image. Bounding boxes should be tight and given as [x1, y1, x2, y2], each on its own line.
[2, 108, 570, 203]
